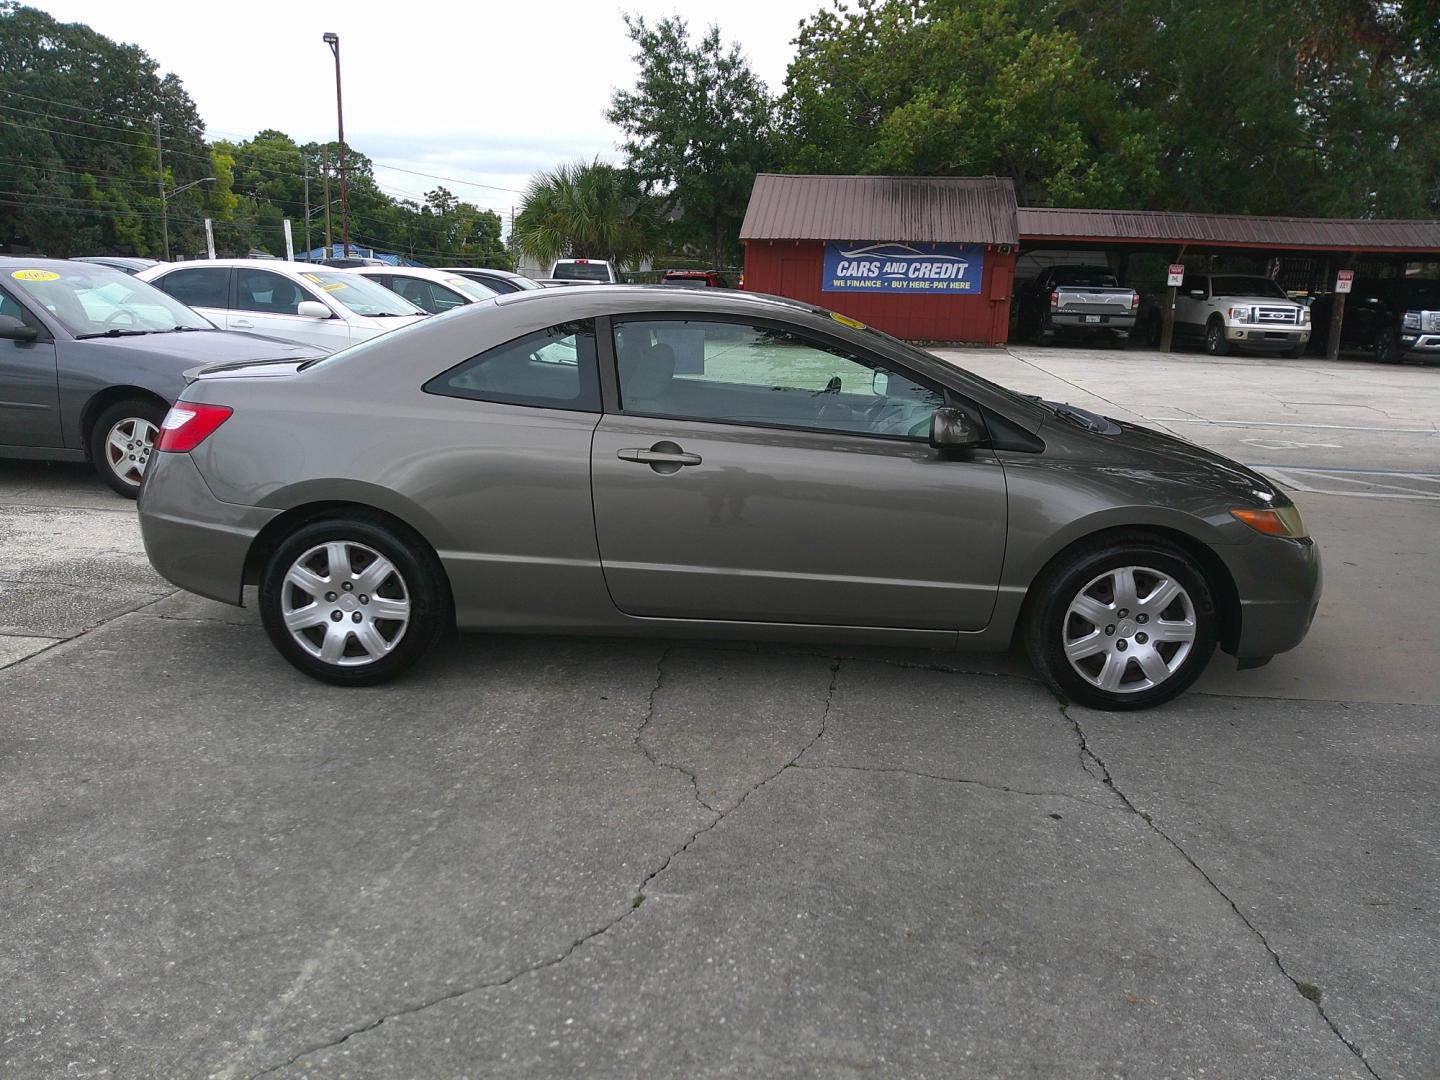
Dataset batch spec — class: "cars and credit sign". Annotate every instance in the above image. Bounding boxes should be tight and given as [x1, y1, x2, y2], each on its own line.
[822, 242, 984, 294]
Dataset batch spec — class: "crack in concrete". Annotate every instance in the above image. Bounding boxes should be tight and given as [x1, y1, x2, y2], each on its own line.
[1058, 703, 1383, 1080]
[634, 646, 718, 814]
[249, 656, 845, 1079]
[791, 762, 1123, 810]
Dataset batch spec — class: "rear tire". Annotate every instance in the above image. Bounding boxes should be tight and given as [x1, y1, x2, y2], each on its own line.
[1023, 537, 1218, 711]
[259, 515, 451, 686]
[1374, 327, 1400, 363]
[89, 398, 165, 498]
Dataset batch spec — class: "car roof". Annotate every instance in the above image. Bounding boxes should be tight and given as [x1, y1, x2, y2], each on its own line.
[440, 267, 528, 279]
[148, 259, 338, 273]
[350, 266, 470, 281]
[0, 255, 84, 269]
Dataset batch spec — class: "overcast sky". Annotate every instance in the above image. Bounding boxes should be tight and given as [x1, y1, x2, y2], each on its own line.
[36, 0, 821, 219]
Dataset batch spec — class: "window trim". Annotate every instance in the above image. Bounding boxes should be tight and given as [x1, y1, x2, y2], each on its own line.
[155, 265, 232, 311]
[603, 311, 955, 445]
[421, 317, 603, 414]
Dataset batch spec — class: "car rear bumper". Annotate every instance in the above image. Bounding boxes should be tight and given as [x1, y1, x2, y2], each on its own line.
[138, 453, 277, 605]
[1228, 535, 1322, 661]
[1051, 313, 1135, 332]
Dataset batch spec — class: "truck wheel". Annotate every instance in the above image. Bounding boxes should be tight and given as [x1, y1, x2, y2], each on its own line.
[1374, 328, 1400, 363]
[1204, 316, 1229, 356]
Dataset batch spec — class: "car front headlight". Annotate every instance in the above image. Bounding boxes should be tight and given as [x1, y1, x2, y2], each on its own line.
[1228, 305, 1252, 323]
[1300, 306, 1311, 324]
[1402, 311, 1421, 329]
[1232, 504, 1308, 539]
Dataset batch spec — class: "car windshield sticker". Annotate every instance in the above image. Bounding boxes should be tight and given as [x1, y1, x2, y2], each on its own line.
[830, 312, 867, 330]
[12, 269, 60, 282]
[301, 273, 322, 283]
[320, 282, 346, 292]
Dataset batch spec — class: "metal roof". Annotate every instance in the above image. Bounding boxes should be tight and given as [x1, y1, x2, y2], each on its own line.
[1017, 206, 1440, 252]
[741, 174, 1018, 245]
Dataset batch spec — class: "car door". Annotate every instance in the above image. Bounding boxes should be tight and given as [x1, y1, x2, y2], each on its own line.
[590, 315, 1008, 631]
[150, 265, 230, 328]
[230, 267, 347, 349]
[1173, 275, 1206, 337]
[0, 283, 61, 447]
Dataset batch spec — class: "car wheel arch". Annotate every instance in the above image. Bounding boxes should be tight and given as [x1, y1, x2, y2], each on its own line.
[80, 385, 169, 457]
[1014, 523, 1242, 657]
[242, 499, 454, 608]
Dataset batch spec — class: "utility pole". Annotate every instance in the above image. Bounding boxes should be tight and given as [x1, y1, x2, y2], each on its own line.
[322, 149, 333, 257]
[303, 159, 312, 262]
[323, 32, 351, 258]
[154, 119, 169, 261]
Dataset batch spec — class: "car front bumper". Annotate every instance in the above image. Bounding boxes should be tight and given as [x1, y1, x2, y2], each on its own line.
[1224, 534, 1322, 661]
[138, 452, 278, 605]
[1226, 325, 1309, 350]
[1398, 333, 1440, 357]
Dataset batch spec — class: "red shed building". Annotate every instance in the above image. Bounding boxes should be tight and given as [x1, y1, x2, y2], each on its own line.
[740, 174, 1019, 344]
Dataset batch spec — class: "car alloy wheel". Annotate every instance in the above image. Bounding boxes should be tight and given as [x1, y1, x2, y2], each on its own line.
[279, 541, 411, 666]
[1205, 318, 1228, 356]
[104, 416, 157, 488]
[1062, 565, 1196, 694]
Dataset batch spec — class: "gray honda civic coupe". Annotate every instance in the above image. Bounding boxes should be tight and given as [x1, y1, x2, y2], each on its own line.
[138, 286, 1320, 710]
[1, 258, 322, 496]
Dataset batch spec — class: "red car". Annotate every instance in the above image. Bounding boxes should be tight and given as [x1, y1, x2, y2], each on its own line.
[661, 270, 730, 289]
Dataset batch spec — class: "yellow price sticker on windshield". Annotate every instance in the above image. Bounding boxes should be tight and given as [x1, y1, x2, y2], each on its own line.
[320, 282, 346, 292]
[12, 269, 60, 282]
[301, 273, 322, 283]
[830, 312, 866, 330]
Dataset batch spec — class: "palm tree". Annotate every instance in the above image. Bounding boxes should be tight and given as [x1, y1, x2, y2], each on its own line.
[514, 159, 658, 270]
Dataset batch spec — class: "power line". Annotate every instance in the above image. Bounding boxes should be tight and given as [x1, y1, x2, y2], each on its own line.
[371, 160, 522, 194]
[0, 87, 158, 125]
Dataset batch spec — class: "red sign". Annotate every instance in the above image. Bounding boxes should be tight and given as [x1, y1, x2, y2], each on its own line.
[1166, 264, 1185, 287]
[1335, 269, 1354, 294]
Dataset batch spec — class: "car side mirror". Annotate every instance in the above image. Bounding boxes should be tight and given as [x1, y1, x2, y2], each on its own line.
[296, 300, 331, 320]
[929, 407, 984, 450]
[0, 315, 38, 342]
[1189, 289, 1205, 299]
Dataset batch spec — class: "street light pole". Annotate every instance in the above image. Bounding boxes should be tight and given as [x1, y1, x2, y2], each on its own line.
[322, 32, 350, 259]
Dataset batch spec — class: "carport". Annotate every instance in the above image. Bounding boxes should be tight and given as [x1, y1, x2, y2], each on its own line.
[1016, 207, 1440, 355]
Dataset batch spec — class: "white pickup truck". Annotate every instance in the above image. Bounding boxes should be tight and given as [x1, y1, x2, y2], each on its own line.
[546, 259, 619, 285]
[1175, 273, 1310, 357]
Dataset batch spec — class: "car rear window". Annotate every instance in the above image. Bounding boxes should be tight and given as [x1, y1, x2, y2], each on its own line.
[1051, 267, 1119, 287]
[552, 262, 612, 282]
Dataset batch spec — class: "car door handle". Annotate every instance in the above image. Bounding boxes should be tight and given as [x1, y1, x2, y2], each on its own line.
[617, 446, 702, 466]
[231, 318, 254, 328]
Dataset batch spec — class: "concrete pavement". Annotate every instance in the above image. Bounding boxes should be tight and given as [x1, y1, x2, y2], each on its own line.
[1, 348, 1435, 1078]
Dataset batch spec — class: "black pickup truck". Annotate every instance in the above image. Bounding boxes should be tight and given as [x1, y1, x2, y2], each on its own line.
[1310, 277, 1440, 363]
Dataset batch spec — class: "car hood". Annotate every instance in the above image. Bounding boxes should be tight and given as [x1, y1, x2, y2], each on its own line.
[1046, 411, 1283, 504]
[1109, 417, 1282, 501]
[72, 328, 323, 365]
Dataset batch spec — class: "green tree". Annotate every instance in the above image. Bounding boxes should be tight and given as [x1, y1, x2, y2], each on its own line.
[607, 14, 775, 264]
[0, 1, 210, 256]
[513, 159, 658, 269]
[779, 0, 1159, 207]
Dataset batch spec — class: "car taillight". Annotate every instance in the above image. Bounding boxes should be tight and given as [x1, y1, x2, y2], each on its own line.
[1049, 291, 1059, 308]
[155, 402, 233, 452]
[1131, 292, 1140, 309]
[574, 258, 589, 264]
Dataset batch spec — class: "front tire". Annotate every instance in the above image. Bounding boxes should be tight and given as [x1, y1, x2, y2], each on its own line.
[1024, 538, 1218, 711]
[259, 516, 451, 686]
[1374, 327, 1400, 363]
[1204, 317, 1229, 356]
[89, 398, 165, 498]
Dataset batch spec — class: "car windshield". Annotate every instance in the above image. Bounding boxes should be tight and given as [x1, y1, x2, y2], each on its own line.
[1211, 276, 1288, 299]
[443, 276, 498, 301]
[552, 262, 611, 281]
[7, 263, 213, 337]
[1052, 267, 1118, 286]
[299, 271, 424, 316]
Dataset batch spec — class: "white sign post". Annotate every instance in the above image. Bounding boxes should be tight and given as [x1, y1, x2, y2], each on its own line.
[283, 219, 294, 261]
[204, 218, 216, 260]
[1161, 264, 1185, 352]
[1327, 270, 1354, 360]
[1166, 264, 1185, 287]
[1335, 269, 1354, 294]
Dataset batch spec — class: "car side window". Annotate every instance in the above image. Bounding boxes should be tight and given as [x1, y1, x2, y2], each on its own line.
[0, 283, 42, 329]
[611, 317, 946, 441]
[236, 268, 308, 315]
[391, 277, 465, 315]
[423, 320, 601, 412]
[156, 267, 230, 309]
